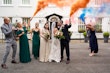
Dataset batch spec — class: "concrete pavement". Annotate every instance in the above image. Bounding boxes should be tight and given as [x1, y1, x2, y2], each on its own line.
[0, 40, 110, 73]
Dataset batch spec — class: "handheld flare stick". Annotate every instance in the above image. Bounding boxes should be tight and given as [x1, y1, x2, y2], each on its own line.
[30, 16, 34, 21]
[69, 18, 71, 25]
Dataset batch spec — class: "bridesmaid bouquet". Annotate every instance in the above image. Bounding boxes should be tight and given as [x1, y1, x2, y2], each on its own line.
[44, 32, 50, 40]
[54, 31, 65, 39]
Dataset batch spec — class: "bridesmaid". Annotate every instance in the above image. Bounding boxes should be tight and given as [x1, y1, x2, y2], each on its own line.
[16, 22, 31, 63]
[86, 24, 98, 56]
[39, 22, 50, 62]
[30, 22, 40, 59]
[22, 21, 30, 35]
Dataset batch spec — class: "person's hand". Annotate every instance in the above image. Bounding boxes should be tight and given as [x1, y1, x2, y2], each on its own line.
[16, 27, 19, 30]
[15, 37, 19, 41]
[22, 32, 24, 34]
[12, 26, 16, 30]
[18, 32, 24, 37]
[85, 25, 87, 27]
[30, 17, 33, 21]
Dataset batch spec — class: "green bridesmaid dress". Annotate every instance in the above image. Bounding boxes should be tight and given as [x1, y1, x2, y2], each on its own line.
[17, 30, 31, 63]
[23, 27, 28, 34]
[32, 31, 40, 59]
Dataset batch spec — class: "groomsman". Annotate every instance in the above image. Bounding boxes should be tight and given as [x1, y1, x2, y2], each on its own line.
[58, 20, 71, 64]
[1, 17, 17, 69]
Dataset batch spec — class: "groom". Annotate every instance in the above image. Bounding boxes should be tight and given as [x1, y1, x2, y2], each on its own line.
[57, 20, 71, 64]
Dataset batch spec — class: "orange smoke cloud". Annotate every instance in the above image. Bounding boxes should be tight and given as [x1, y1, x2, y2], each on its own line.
[70, 0, 90, 16]
[33, 0, 90, 18]
[33, 0, 48, 16]
[33, 0, 75, 17]
[51, 0, 74, 8]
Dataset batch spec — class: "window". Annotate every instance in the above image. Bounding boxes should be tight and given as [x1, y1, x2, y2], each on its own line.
[3, 0, 12, 4]
[22, 0, 30, 4]
[22, 17, 30, 31]
[108, 18, 110, 32]
[78, 18, 86, 33]
[94, 0, 103, 5]
[22, 17, 30, 23]
[78, 25, 86, 33]
[9, 17, 12, 23]
[78, 17, 85, 24]
[95, 17, 102, 33]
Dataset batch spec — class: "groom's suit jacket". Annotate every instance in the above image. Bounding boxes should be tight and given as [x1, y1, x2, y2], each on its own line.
[61, 24, 71, 42]
[1, 23, 15, 43]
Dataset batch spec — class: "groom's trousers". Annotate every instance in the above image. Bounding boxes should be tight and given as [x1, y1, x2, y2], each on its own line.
[2, 40, 17, 64]
[61, 41, 70, 61]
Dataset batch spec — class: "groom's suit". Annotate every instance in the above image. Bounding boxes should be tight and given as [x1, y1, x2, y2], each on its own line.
[60, 24, 71, 61]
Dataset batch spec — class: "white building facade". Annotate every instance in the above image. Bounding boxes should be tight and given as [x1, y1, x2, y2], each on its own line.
[0, 0, 110, 39]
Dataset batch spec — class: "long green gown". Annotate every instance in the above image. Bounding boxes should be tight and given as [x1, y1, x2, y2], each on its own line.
[23, 27, 28, 34]
[17, 29, 31, 63]
[32, 31, 40, 59]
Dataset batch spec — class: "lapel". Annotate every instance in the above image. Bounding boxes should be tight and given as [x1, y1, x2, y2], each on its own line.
[4, 24, 12, 32]
[3, 24, 8, 30]
[4, 24, 10, 29]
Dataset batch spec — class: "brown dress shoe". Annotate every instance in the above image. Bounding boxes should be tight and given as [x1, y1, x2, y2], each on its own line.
[1, 64, 8, 69]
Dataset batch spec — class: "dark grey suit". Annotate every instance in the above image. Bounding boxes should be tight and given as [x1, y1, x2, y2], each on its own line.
[1, 23, 17, 64]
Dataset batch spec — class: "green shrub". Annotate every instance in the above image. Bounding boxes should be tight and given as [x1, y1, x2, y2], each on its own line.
[78, 29, 85, 33]
[103, 32, 109, 37]
[83, 32, 87, 37]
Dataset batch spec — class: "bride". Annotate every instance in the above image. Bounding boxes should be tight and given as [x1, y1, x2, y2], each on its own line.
[48, 22, 61, 63]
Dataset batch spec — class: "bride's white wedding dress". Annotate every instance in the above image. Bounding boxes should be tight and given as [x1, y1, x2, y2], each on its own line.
[49, 36, 61, 62]
[48, 22, 61, 63]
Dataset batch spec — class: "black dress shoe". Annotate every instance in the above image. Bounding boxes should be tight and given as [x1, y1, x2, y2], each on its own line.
[66, 60, 70, 64]
[1, 64, 8, 69]
[11, 60, 18, 64]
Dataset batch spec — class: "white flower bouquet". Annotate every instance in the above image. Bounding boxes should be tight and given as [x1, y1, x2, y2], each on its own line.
[54, 31, 65, 39]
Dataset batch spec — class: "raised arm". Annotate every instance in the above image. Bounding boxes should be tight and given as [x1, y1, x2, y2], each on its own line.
[27, 19, 31, 27]
[68, 24, 71, 28]
[86, 24, 95, 31]
[29, 28, 34, 40]
[68, 18, 72, 28]
[65, 24, 71, 29]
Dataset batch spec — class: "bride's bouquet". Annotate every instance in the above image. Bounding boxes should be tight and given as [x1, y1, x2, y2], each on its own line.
[54, 31, 65, 39]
